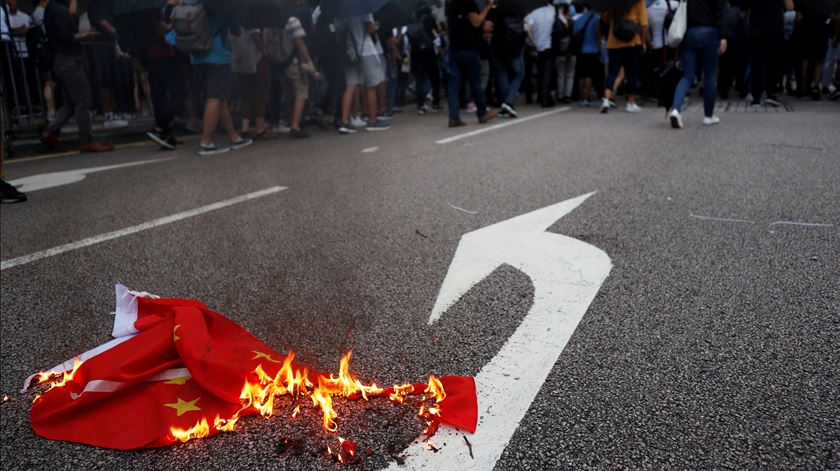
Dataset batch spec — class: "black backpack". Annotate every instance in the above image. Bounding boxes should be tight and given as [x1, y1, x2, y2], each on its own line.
[501, 15, 525, 55]
[25, 26, 54, 71]
[407, 22, 434, 55]
[569, 12, 595, 55]
[551, 7, 571, 53]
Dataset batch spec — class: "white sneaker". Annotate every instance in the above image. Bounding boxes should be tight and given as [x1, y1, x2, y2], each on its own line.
[350, 116, 367, 128]
[600, 98, 610, 114]
[702, 116, 720, 126]
[669, 109, 684, 129]
[501, 102, 518, 117]
[104, 118, 129, 129]
[625, 103, 642, 113]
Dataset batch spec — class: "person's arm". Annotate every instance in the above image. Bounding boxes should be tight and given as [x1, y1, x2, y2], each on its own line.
[467, 0, 493, 28]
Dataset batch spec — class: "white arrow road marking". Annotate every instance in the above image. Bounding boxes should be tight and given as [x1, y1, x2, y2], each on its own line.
[0, 186, 287, 271]
[8, 158, 174, 192]
[435, 107, 570, 145]
[390, 192, 612, 471]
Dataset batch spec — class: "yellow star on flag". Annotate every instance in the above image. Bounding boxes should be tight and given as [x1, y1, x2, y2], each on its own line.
[252, 351, 281, 363]
[165, 376, 191, 385]
[173, 324, 181, 342]
[164, 397, 202, 416]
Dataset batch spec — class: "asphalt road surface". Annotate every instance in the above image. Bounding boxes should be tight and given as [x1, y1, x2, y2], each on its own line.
[2, 101, 839, 470]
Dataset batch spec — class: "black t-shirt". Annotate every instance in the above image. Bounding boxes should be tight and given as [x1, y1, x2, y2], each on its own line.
[746, 0, 785, 33]
[44, 0, 82, 56]
[446, 0, 480, 51]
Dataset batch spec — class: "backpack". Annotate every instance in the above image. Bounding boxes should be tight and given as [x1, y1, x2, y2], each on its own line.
[407, 23, 434, 55]
[337, 21, 360, 66]
[500, 15, 525, 56]
[551, 8, 571, 53]
[569, 12, 595, 55]
[170, 4, 214, 54]
[25, 26, 53, 71]
[265, 27, 296, 68]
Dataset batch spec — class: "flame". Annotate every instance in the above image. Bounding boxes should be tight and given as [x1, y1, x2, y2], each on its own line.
[388, 383, 415, 404]
[214, 415, 237, 432]
[171, 417, 211, 442]
[36, 357, 84, 391]
[425, 375, 446, 403]
[291, 405, 300, 418]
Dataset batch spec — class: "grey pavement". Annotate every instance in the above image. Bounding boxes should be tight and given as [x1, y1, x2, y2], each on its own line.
[1, 99, 839, 470]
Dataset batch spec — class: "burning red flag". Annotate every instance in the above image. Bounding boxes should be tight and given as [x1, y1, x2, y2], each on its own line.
[26, 285, 477, 450]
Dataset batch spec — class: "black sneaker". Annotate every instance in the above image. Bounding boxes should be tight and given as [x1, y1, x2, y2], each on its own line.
[289, 128, 311, 139]
[1, 179, 27, 204]
[146, 129, 176, 150]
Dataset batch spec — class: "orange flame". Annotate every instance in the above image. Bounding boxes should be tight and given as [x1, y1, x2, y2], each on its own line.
[425, 374, 446, 403]
[291, 405, 300, 418]
[36, 357, 84, 391]
[171, 417, 211, 442]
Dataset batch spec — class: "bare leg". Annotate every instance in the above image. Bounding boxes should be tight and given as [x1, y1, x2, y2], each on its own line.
[241, 117, 251, 134]
[290, 99, 305, 130]
[220, 102, 241, 141]
[43, 80, 55, 115]
[376, 81, 386, 114]
[366, 87, 377, 124]
[254, 117, 266, 134]
[201, 98, 222, 146]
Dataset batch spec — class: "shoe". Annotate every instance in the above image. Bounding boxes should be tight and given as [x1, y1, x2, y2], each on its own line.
[230, 138, 253, 150]
[702, 116, 720, 126]
[498, 109, 511, 118]
[625, 103, 642, 113]
[501, 102, 518, 118]
[466, 102, 477, 114]
[669, 109, 684, 129]
[417, 108, 426, 116]
[0, 179, 27, 204]
[448, 119, 467, 128]
[478, 110, 498, 124]
[751, 101, 762, 110]
[366, 121, 391, 131]
[80, 140, 114, 153]
[337, 122, 357, 134]
[609, 100, 617, 108]
[350, 116, 367, 128]
[830, 90, 840, 101]
[103, 118, 129, 129]
[165, 135, 178, 148]
[600, 98, 610, 114]
[40, 130, 67, 151]
[431, 105, 443, 112]
[146, 130, 176, 150]
[197, 143, 230, 156]
[289, 128, 310, 139]
[765, 97, 782, 107]
[272, 122, 292, 133]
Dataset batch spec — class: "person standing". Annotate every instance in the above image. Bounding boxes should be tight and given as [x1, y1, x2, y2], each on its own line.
[600, 0, 648, 113]
[40, 0, 113, 153]
[554, 3, 576, 104]
[668, 0, 728, 128]
[488, 2, 526, 117]
[744, 0, 792, 107]
[525, 0, 557, 107]
[347, 13, 390, 131]
[408, 14, 441, 115]
[445, 0, 496, 127]
[164, 0, 252, 155]
[574, 3, 600, 106]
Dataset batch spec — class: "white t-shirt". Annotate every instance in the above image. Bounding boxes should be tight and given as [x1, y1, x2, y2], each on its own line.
[525, 5, 556, 52]
[33, 6, 45, 27]
[647, 0, 678, 50]
[348, 14, 383, 57]
[9, 10, 32, 57]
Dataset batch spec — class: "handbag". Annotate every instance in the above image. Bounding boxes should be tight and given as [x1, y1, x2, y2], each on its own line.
[613, 17, 642, 42]
[666, 0, 687, 48]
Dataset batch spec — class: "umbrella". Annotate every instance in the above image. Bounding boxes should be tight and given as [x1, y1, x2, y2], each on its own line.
[587, 0, 643, 12]
[112, 0, 164, 17]
[321, 0, 392, 19]
[203, 0, 293, 28]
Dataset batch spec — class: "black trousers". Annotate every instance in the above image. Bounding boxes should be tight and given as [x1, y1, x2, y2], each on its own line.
[749, 31, 783, 101]
[536, 49, 555, 105]
[718, 39, 747, 99]
[412, 54, 440, 109]
[144, 56, 184, 134]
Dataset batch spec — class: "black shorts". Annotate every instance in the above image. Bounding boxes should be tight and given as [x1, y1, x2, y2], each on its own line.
[575, 53, 601, 79]
[194, 63, 233, 101]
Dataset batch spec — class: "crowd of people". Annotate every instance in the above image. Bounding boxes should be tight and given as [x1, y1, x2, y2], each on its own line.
[1, 0, 839, 203]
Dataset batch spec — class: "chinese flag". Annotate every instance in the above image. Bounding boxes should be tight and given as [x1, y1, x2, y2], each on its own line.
[29, 285, 478, 449]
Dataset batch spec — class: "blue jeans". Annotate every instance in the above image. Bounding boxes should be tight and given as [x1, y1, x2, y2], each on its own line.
[447, 49, 487, 121]
[672, 26, 720, 117]
[494, 53, 525, 106]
